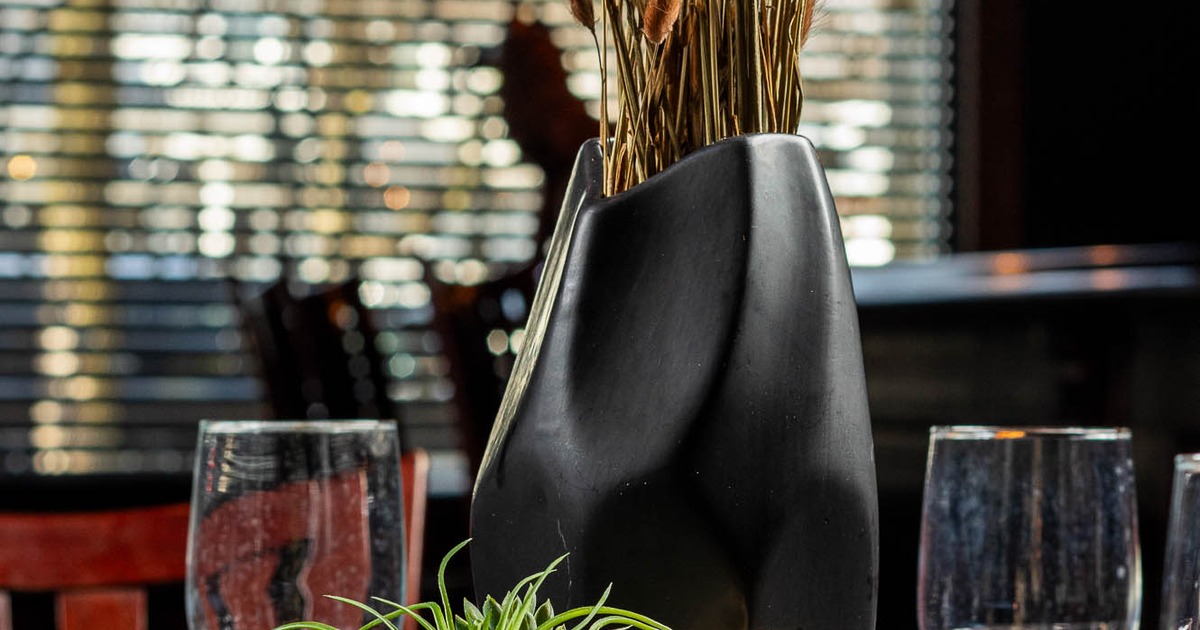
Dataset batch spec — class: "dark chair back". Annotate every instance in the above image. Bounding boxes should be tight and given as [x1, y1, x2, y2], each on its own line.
[232, 277, 398, 423]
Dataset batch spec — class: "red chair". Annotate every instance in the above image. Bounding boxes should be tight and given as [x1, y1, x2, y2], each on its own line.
[0, 449, 429, 630]
[399, 449, 429, 630]
[0, 502, 190, 630]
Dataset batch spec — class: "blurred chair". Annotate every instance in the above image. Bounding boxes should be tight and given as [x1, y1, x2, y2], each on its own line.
[487, 16, 597, 251]
[431, 16, 596, 475]
[427, 267, 537, 474]
[400, 448, 429, 630]
[0, 503, 190, 630]
[231, 276, 399, 427]
[0, 449, 428, 630]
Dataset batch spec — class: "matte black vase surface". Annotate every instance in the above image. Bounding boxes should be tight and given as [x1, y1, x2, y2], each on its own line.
[470, 133, 878, 630]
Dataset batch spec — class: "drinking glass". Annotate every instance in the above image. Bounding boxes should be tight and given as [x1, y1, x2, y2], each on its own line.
[185, 420, 405, 629]
[917, 426, 1142, 630]
[1159, 454, 1200, 630]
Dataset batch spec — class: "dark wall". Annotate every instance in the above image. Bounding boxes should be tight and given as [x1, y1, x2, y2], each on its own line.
[1023, 4, 1198, 249]
[954, 1, 1200, 252]
[862, 291, 1200, 629]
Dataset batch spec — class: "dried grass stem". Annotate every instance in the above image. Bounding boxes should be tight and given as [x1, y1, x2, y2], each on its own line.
[581, 0, 815, 194]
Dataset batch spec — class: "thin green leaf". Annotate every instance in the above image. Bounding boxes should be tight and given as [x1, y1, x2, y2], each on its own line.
[534, 584, 609, 630]
[325, 595, 400, 630]
[567, 584, 611, 630]
[589, 618, 640, 630]
[367, 599, 440, 630]
[585, 613, 670, 630]
[499, 590, 526, 629]
[587, 621, 633, 630]
[483, 596, 503, 630]
[534, 600, 555, 626]
[501, 567, 544, 611]
[438, 539, 473, 629]
[506, 555, 568, 630]
[541, 606, 670, 630]
[272, 623, 340, 630]
[463, 599, 485, 624]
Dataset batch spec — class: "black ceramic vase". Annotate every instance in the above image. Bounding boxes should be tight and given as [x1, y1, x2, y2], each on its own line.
[470, 133, 878, 630]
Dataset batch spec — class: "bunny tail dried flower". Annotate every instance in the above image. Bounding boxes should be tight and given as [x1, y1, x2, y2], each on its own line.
[570, 0, 595, 29]
[642, 0, 683, 44]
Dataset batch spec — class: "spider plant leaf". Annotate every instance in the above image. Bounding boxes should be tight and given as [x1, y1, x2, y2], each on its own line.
[534, 600, 554, 626]
[587, 621, 633, 630]
[463, 599, 485, 624]
[271, 623, 340, 630]
[482, 596, 502, 630]
[325, 596, 399, 630]
[588, 616, 641, 630]
[363, 599, 440, 630]
[507, 551, 566, 607]
[534, 583, 610, 630]
[567, 584, 611, 630]
[500, 592, 525, 629]
[498, 588, 517, 613]
[584, 612, 671, 630]
[500, 574, 537, 611]
[437, 539, 472, 628]
[541, 603, 670, 630]
[505, 554, 567, 630]
[374, 599, 441, 614]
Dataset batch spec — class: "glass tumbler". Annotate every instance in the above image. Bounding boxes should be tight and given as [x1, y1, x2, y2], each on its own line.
[1159, 454, 1200, 630]
[917, 426, 1142, 630]
[185, 420, 405, 629]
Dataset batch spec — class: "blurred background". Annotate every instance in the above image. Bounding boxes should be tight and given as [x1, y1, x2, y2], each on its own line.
[0, 0, 1197, 627]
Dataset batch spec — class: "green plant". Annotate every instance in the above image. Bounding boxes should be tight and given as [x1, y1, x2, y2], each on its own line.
[273, 539, 672, 630]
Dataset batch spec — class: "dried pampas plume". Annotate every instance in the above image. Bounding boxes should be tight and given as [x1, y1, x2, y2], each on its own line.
[642, 0, 682, 44]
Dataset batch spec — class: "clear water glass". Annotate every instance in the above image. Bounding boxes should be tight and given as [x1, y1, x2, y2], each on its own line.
[185, 420, 405, 630]
[1159, 454, 1200, 630]
[918, 426, 1142, 630]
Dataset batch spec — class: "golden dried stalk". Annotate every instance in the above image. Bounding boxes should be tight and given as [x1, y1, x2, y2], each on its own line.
[579, 0, 818, 195]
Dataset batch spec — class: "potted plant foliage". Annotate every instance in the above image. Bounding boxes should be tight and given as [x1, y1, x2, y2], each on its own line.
[274, 540, 671, 630]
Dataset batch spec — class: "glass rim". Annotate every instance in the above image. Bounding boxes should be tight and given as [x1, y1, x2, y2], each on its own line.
[930, 425, 1131, 441]
[1175, 453, 1200, 470]
[199, 419, 397, 434]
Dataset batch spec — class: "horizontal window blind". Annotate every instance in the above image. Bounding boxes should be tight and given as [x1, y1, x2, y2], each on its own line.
[0, 0, 953, 479]
[800, 0, 953, 265]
